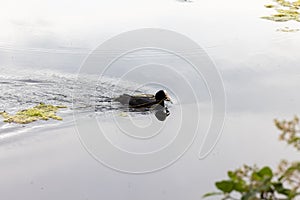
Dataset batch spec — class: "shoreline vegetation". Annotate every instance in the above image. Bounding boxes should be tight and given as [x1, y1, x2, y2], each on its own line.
[0, 103, 67, 124]
[204, 116, 300, 200]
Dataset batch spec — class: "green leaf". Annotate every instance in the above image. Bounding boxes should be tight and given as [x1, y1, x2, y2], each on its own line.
[273, 182, 292, 196]
[215, 180, 234, 193]
[228, 171, 237, 180]
[252, 166, 273, 181]
[241, 191, 256, 200]
[257, 166, 273, 178]
[202, 192, 223, 198]
[233, 180, 248, 192]
[280, 163, 300, 181]
[251, 172, 262, 181]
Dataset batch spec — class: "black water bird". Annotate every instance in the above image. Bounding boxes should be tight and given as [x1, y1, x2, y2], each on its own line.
[115, 90, 172, 109]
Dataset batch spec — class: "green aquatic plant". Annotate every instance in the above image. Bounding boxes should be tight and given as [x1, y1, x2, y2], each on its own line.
[262, 0, 300, 32]
[0, 103, 67, 124]
[277, 27, 300, 32]
[262, 0, 300, 22]
[204, 116, 300, 200]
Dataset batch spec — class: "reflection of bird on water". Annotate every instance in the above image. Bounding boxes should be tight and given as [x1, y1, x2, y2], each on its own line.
[155, 107, 170, 121]
[115, 90, 171, 121]
[115, 90, 171, 109]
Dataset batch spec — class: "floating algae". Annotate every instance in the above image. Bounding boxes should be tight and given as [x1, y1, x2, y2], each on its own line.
[262, 0, 300, 31]
[264, 4, 275, 8]
[277, 26, 300, 31]
[262, 0, 300, 22]
[0, 103, 67, 124]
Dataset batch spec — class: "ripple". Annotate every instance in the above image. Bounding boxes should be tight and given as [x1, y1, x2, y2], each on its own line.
[0, 69, 148, 135]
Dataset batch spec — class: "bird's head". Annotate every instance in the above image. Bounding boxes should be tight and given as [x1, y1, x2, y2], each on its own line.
[155, 90, 172, 103]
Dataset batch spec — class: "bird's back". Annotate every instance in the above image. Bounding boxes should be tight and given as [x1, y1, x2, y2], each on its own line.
[115, 94, 156, 108]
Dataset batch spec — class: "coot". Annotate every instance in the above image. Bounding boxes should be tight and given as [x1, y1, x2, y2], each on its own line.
[115, 90, 171, 109]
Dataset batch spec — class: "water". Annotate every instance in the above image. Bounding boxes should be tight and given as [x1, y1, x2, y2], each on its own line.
[0, 67, 182, 137]
[1, 0, 300, 199]
[0, 68, 145, 134]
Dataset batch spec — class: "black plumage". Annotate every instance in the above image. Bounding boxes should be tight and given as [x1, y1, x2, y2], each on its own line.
[115, 90, 171, 109]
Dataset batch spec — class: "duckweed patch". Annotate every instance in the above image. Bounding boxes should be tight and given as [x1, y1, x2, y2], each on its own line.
[264, 4, 275, 8]
[262, 0, 300, 31]
[0, 103, 67, 124]
[277, 26, 300, 31]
